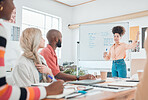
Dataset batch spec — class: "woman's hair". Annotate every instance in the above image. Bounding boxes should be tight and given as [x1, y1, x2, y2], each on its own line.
[112, 26, 125, 36]
[20, 28, 42, 64]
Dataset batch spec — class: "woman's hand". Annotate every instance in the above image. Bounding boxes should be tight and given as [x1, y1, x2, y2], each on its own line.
[36, 64, 53, 76]
[135, 31, 140, 41]
[45, 80, 64, 95]
[103, 52, 107, 58]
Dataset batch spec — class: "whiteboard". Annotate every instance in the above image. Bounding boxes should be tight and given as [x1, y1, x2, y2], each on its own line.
[79, 22, 129, 61]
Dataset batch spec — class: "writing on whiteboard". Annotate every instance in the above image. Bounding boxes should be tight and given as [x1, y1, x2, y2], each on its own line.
[104, 38, 114, 46]
[88, 33, 96, 48]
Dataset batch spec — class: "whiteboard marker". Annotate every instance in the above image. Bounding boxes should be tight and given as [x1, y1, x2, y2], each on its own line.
[106, 48, 107, 52]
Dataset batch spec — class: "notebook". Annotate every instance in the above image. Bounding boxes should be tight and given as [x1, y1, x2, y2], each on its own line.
[31, 83, 51, 86]
[47, 85, 93, 99]
[68, 79, 105, 85]
[46, 89, 75, 99]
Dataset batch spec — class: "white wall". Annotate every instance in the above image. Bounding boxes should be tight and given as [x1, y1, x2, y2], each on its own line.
[71, 0, 148, 65]
[5, 0, 73, 70]
[72, 0, 148, 24]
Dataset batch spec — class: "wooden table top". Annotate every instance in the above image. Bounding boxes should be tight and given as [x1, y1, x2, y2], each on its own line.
[43, 78, 137, 100]
[43, 87, 136, 100]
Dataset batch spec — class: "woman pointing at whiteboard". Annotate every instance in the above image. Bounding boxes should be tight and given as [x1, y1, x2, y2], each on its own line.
[103, 26, 139, 78]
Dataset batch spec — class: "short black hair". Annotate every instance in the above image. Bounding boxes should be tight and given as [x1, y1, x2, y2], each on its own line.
[112, 26, 125, 36]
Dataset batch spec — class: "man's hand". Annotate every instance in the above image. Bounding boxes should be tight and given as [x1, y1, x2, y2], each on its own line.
[45, 80, 64, 96]
[79, 74, 96, 80]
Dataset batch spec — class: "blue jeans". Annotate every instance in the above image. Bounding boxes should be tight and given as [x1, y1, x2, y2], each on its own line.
[112, 59, 127, 78]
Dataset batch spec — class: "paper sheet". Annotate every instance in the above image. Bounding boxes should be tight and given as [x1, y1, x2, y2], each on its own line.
[32, 83, 51, 86]
[46, 89, 75, 99]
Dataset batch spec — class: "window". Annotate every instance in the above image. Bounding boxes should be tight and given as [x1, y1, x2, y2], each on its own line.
[22, 7, 62, 58]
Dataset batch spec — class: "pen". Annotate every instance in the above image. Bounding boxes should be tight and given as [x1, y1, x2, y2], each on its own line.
[48, 75, 57, 82]
[77, 90, 87, 94]
[48, 75, 53, 80]
[91, 84, 122, 90]
[106, 48, 107, 52]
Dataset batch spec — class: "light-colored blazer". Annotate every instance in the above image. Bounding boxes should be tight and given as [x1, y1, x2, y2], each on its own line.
[12, 55, 48, 87]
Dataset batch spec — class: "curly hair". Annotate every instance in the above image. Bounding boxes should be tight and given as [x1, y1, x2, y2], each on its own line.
[112, 26, 125, 36]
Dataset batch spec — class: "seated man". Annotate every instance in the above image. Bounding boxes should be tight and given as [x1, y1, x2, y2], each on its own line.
[40, 29, 95, 81]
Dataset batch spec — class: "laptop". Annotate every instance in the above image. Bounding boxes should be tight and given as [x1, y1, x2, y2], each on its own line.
[68, 79, 105, 85]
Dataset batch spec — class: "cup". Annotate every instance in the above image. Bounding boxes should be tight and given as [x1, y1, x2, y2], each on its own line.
[137, 70, 144, 81]
[100, 70, 107, 80]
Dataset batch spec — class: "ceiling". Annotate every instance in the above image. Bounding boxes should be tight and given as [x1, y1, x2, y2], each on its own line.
[54, 0, 96, 7]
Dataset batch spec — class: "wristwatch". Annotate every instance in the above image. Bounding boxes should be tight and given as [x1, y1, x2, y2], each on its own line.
[76, 76, 79, 81]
